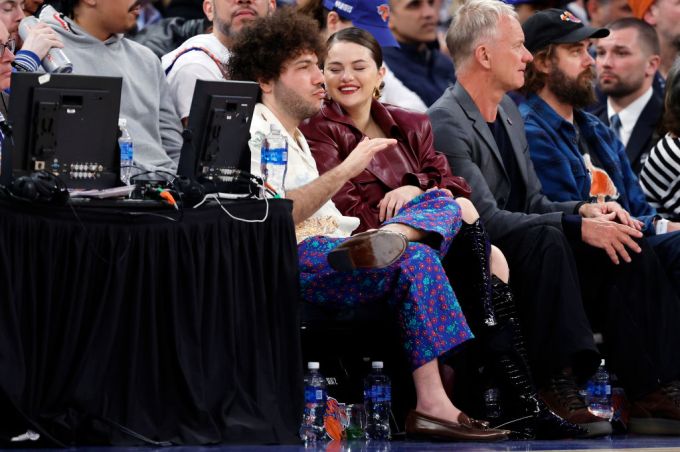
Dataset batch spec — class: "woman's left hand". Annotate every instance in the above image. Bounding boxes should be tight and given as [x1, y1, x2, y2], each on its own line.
[378, 186, 424, 222]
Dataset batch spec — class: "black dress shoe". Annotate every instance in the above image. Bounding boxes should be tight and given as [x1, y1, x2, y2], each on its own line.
[405, 410, 510, 441]
[327, 230, 407, 271]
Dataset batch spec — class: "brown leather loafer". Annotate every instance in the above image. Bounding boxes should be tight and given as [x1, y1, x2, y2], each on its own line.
[405, 410, 510, 441]
[327, 230, 408, 271]
[629, 381, 680, 435]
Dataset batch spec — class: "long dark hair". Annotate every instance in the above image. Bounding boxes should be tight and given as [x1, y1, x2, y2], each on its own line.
[663, 59, 680, 137]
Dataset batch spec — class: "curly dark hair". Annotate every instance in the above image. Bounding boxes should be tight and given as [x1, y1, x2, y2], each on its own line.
[228, 8, 324, 84]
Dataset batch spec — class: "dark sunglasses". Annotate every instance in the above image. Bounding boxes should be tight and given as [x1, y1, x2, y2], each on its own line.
[0, 39, 16, 55]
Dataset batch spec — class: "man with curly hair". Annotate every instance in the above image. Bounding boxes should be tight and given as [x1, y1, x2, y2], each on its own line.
[228, 8, 513, 441]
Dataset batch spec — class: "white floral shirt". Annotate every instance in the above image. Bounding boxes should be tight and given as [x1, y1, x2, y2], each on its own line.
[248, 103, 359, 243]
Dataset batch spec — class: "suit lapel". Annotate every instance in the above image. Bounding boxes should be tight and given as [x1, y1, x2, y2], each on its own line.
[498, 102, 529, 184]
[453, 84, 509, 181]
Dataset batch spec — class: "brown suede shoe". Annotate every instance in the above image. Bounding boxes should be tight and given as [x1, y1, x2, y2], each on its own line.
[405, 410, 510, 441]
[629, 381, 680, 435]
[327, 230, 407, 271]
[539, 370, 612, 437]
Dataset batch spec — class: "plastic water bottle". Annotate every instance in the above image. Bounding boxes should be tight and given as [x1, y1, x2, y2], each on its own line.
[299, 362, 327, 444]
[118, 118, 134, 185]
[483, 387, 502, 421]
[364, 361, 391, 440]
[260, 124, 287, 197]
[586, 359, 613, 420]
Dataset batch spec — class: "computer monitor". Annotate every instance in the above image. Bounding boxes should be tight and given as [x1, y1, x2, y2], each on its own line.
[177, 79, 259, 182]
[2, 72, 123, 189]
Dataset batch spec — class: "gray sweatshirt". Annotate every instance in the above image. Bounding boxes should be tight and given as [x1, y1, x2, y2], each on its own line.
[42, 9, 183, 175]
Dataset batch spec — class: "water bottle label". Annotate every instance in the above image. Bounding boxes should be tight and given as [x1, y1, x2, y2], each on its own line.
[304, 385, 326, 403]
[371, 385, 391, 402]
[120, 142, 133, 161]
[262, 147, 287, 164]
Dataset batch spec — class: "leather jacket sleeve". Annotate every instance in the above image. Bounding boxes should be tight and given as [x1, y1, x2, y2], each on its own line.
[403, 116, 472, 198]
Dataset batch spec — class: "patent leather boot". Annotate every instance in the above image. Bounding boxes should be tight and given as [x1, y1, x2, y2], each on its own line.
[487, 277, 585, 439]
[446, 219, 496, 328]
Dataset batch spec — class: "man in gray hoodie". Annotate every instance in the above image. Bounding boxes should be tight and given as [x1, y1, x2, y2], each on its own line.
[41, 0, 183, 175]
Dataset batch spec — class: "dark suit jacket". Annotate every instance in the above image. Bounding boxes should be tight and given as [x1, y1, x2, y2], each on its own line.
[427, 83, 579, 241]
[592, 92, 663, 175]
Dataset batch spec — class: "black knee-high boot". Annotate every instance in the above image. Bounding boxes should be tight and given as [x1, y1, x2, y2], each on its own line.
[446, 220, 583, 439]
[488, 276, 585, 439]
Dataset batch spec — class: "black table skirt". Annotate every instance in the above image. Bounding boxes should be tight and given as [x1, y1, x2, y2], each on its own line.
[0, 198, 302, 446]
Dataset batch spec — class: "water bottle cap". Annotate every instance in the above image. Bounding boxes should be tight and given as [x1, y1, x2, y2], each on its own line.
[372, 361, 384, 369]
[307, 362, 320, 370]
[600, 359, 605, 366]
[269, 123, 281, 134]
[118, 118, 127, 128]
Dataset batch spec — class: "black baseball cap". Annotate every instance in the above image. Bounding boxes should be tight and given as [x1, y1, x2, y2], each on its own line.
[522, 9, 609, 53]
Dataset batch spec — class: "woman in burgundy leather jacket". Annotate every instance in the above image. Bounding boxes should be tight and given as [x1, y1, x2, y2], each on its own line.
[299, 27, 580, 439]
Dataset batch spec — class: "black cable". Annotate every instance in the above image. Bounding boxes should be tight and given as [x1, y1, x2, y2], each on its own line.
[91, 415, 173, 447]
[67, 200, 133, 266]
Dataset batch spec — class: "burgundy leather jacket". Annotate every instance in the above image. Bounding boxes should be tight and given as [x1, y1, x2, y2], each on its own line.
[300, 99, 471, 232]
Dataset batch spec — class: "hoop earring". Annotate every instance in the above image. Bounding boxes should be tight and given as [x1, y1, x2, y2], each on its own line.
[373, 86, 381, 99]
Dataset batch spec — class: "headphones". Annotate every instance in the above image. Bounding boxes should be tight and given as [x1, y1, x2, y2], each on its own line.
[7, 171, 69, 205]
[173, 176, 206, 208]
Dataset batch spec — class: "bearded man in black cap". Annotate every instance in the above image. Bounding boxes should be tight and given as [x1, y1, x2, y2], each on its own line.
[518, 8, 680, 436]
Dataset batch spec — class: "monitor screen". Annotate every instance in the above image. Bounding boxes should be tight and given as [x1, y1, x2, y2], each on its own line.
[2, 73, 123, 189]
[177, 79, 259, 182]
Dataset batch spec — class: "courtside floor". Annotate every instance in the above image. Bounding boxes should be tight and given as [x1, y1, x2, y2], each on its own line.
[14, 436, 680, 451]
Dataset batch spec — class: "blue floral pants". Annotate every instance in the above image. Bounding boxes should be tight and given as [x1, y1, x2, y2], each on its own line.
[298, 190, 473, 370]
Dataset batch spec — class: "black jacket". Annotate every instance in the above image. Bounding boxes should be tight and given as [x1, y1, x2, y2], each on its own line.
[592, 91, 663, 175]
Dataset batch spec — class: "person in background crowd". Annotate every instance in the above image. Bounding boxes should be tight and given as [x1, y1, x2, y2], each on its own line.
[503, 0, 569, 23]
[384, 0, 455, 107]
[230, 8, 511, 441]
[136, 0, 163, 31]
[0, 0, 64, 73]
[641, 59, 680, 220]
[0, 20, 15, 121]
[585, 0, 632, 26]
[628, 0, 680, 81]
[46, 0, 182, 174]
[162, 0, 275, 123]
[593, 18, 662, 174]
[165, 0, 204, 18]
[518, 8, 680, 436]
[22, 0, 43, 15]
